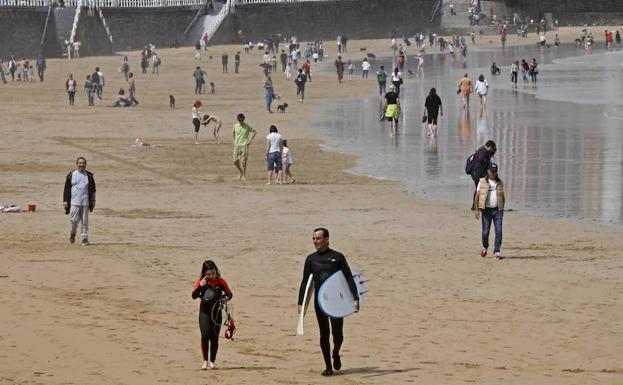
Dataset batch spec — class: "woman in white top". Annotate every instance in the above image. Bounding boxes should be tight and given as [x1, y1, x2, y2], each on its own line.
[391, 67, 403, 96]
[361, 58, 370, 78]
[265, 125, 283, 185]
[65, 73, 78, 106]
[281, 139, 294, 184]
[474, 74, 489, 109]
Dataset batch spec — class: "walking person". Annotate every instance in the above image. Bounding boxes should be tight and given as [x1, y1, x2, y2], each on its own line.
[281, 139, 295, 184]
[191, 260, 233, 370]
[84, 74, 95, 106]
[234, 51, 240, 73]
[128, 72, 139, 106]
[458, 73, 473, 109]
[36, 54, 46, 82]
[529, 58, 538, 84]
[295, 68, 307, 102]
[474, 163, 505, 260]
[302, 59, 312, 82]
[424, 88, 443, 137]
[264, 75, 274, 113]
[474, 74, 489, 110]
[222, 52, 228, 74]
[376, 65, 387, 95]
[265, 125, 283, 185]
[63, 157, 96, 246]
[391, 67, 402, 96]
[298, 228, 360, 376]
[121, 55, 130, 81]
[520, 59, 529, 85]
[65, 73, 77, 106]
[510, 61, 519, 87]
[468, 140, 497, 209]
[334, 56, 345, 83]
[193, 66, 206, 94]
[8, 56, 17, 81]
[280, 50, 288, 72]
[361, 58, 370, 78]
[96, 67, 105, 99]
[384, 84, 400, 137]
[232, 113, 257, 180]
[0, 57, 6, 84]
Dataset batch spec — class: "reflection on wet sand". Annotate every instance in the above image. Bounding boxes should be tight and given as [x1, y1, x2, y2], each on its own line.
[317, 45, 623, 225]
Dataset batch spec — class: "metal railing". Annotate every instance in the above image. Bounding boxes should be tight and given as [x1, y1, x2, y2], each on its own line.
[234, 0, 343, 3]
[0, 0, 207, 6]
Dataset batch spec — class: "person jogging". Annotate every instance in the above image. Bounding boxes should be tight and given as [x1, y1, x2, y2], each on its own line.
[298, 228, 359, 376]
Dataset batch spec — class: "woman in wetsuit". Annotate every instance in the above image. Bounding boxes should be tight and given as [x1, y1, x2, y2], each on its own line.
[298, 228, 359, 376]
[192, 260, 233, 370]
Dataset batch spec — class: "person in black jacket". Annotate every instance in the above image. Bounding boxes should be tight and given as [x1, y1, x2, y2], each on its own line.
[470, 140, 496, 209]
[298, 228, 359, 376]
[63, 157, 96, 245]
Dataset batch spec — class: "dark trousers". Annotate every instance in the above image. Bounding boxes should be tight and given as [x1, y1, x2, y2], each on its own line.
[38, 68, 44, 81]
[235, 61, 240, 73]
[195, 80, 202, 94]
[315, 301, 343, 370]
[199, 309, 222, 362]
[481, 208, 503, 253]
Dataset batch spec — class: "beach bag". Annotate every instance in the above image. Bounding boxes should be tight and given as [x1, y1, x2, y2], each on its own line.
[465, 152, 476, 175]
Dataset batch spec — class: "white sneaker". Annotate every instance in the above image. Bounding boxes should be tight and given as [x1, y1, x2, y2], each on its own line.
[209, 362, 216, 369]
[201, 361, 208, 370]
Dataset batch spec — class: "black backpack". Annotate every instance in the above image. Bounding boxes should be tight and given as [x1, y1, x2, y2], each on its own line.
[465, 152, 476, 175]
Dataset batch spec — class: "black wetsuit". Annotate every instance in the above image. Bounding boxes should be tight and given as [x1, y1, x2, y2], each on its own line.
[298, 248, 359, 372]
[192, 278, 233, 363]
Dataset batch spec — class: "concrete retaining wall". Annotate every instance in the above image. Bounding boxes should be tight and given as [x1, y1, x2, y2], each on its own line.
[0, 7, 49, 58]
[101, 7, 198, 51]
[210, 0, 438, 45]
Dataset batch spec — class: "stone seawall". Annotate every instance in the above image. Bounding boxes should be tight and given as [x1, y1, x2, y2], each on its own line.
[101, 7, 198, 52]
[210, 0, 438, 45]
[0, 7, 50, 59]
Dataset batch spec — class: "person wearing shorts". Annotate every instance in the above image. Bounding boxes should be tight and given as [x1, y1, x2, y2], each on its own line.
[424, 88, 443, 137]
[265, 125, 283, 184]
[192, 100, 202, 144]
[384, 84, 400, 137]
[232, 113, 257, 180]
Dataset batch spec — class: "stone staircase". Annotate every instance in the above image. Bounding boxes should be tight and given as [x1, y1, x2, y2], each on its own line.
[53, 6, 77, 54]
[440, 0, 513, 33]
[187, 1, 224, 43]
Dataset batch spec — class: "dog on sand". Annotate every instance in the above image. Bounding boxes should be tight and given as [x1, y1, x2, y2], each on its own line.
[277, 103, 288, 113]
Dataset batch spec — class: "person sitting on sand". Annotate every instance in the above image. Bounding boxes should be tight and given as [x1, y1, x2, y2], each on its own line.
[112, 88, 131, 107]
[202, 113, 223, 144]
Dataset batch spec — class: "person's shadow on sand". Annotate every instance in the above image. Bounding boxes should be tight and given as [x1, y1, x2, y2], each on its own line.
[337, 366, 420, 378]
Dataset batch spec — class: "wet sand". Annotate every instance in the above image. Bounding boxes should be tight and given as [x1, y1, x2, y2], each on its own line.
[1, 35, 623, 385]
[317, 44, 623, 225]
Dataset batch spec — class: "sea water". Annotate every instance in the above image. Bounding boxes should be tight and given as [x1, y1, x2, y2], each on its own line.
[315, 44, 623, 225]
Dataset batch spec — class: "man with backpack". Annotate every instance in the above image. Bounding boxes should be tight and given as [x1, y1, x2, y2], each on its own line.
[295, 68, 307, 102]
[466, 140, 496, 209]
[376, 65, 388, 95]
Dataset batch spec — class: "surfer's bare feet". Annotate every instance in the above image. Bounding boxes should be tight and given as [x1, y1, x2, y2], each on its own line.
[333, 352, 342, 370]
[321, 368, 334, 376]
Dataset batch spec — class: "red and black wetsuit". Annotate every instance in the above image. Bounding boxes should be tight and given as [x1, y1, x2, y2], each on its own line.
[192, 277, 233, 363]
[298, 248, 359, 373]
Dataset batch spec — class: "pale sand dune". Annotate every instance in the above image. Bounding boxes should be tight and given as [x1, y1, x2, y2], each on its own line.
[0, 35, 622, 385]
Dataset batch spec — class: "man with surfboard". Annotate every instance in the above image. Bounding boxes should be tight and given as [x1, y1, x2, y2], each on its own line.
[298, 228, 360, 376]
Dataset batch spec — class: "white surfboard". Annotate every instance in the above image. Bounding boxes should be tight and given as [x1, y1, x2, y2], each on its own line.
[318, 270, 366, 318]
[296, 274, 314, 336]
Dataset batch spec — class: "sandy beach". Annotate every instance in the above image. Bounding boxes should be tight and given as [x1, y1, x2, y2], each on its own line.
[1, 30, 622, 385]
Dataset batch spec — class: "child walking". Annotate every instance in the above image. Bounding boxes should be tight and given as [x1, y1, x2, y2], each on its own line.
[191, 260, 233, 370]
[281, 139, 295, 183]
